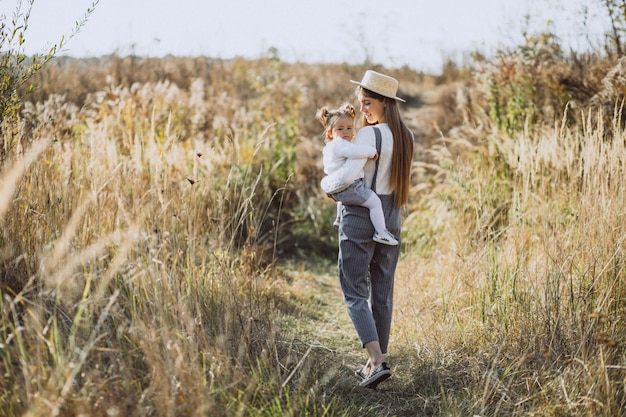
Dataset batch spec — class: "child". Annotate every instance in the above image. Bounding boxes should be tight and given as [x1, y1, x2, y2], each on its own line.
[317, 103, 398, 246]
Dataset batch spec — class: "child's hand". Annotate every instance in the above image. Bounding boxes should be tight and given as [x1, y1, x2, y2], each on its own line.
[370, 153, 379, 161]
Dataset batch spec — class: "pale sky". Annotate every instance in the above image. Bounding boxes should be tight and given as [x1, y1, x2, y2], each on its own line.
[2, 0, 610, 72]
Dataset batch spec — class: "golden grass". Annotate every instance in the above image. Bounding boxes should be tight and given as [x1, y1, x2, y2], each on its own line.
[394, 105, 626, 415]
[2, 54, 626, 416]
[1, 61, 305, 415]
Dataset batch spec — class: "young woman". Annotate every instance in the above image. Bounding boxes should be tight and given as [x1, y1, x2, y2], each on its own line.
[338, 70, 414, 389]
[318, 102, 398, 246]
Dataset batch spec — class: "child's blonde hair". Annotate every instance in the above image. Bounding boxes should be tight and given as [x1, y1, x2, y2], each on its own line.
[316, 102, 356, 141]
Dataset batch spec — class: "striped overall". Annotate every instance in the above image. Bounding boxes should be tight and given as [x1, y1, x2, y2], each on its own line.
[336, 126, 400, 353]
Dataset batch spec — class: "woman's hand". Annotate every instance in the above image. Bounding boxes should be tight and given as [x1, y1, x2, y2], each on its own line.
[370, 153, 379, 161]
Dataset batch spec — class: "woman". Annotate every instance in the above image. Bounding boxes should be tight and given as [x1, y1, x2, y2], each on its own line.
[338, 70, 414, 389]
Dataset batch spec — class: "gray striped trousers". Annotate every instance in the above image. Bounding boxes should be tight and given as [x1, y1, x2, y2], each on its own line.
[337, 194, 401, 354]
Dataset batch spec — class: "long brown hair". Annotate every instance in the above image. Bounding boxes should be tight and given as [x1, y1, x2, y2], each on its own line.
[359, 87, 414, 207]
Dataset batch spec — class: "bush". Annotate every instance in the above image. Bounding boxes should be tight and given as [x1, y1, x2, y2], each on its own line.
[0, 0, 97, 159]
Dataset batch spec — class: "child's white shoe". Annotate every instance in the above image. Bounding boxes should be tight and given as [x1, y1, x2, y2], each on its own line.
[373, 230, 399, 246]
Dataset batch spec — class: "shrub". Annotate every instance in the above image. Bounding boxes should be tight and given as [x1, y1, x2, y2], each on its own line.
[0, 0, 97, 159]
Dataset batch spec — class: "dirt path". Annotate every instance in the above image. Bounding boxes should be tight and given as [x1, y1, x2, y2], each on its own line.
[282, 257, 434, 416]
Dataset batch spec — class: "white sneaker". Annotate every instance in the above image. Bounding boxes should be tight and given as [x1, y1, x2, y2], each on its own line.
[373, 230, 399, 246]
[358, 362, 392, 389]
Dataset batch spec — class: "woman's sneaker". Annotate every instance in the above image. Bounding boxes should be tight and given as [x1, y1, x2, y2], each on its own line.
[358, 362, 391, 389]
[373, 230, 398, 246]
[354, 364, 368, 380]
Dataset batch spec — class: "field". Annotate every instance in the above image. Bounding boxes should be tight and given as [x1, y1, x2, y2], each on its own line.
[2, 33, 626, 416]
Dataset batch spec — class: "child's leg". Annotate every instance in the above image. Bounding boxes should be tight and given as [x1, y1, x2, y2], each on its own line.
[360, 193, 387, 235]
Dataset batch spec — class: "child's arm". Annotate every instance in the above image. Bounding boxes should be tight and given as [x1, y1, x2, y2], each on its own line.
[335, 140, 377, 160]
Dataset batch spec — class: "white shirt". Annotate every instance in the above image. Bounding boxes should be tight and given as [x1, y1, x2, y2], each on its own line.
[322, 137, 377, 182]
[356, 124, 394, 195]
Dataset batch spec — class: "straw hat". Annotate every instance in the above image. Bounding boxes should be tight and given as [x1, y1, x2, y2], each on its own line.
[350, 70, 405, 102]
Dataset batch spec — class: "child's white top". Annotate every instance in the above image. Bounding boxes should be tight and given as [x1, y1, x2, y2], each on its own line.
[322, 138, 377, 182]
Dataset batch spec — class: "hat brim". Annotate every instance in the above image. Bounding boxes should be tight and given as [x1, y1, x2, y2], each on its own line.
[350, 80, 406, 102]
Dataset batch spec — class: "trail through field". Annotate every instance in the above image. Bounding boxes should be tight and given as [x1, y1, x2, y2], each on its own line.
[283, 257, 437, 417]
[281, 84, 450, 416]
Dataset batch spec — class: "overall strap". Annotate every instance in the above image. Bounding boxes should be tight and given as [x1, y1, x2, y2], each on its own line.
[371, 126, 382, 193]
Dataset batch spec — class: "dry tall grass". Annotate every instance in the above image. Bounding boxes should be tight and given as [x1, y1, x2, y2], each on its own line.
[2, 50, 626, 416]
[0, 57, 361, 416]
[396, 105, 626, 415]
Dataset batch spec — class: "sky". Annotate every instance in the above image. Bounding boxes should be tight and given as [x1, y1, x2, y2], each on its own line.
[2, 0, 611, 72]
